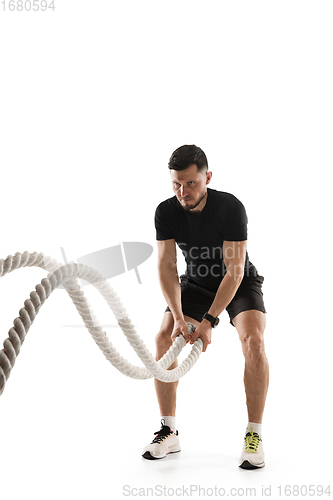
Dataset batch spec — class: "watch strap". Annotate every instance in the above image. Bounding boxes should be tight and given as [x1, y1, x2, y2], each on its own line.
[202, 312, 219, 328]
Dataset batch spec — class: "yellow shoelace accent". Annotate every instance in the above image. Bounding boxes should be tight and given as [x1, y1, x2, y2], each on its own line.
[244, 427, 261, 454]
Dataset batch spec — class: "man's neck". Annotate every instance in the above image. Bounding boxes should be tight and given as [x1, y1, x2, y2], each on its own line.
[188, 190, 208, 216]
[190, 191, 208, 215]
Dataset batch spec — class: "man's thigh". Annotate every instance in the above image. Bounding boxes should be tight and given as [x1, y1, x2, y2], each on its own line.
[232, 309, 266, 341]
[159, 311, 174, 335]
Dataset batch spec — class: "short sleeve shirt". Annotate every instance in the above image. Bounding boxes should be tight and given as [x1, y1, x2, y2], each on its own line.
[155, 188, 257, 292]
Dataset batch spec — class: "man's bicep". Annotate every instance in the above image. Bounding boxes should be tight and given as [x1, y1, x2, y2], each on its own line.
[157, 239, 177, 269]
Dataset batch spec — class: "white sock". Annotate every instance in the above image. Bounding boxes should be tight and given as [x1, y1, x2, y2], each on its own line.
[161, 416, 177, 433]
[246, 422, 262, 437]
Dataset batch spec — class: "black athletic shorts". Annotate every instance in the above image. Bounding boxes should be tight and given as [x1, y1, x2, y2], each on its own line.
[165, 274, 266, 326]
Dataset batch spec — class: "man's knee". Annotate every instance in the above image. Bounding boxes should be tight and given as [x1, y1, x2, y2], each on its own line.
[240, 327, 265, 361]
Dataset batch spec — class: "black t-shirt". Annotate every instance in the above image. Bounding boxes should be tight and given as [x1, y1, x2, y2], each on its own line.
[155, 188, 258, 292]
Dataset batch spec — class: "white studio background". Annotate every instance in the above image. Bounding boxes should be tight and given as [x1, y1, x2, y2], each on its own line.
[0, 1, 332, 499]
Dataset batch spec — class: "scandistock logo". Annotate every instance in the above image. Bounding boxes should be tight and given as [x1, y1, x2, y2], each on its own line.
[60, 242, 153, 287]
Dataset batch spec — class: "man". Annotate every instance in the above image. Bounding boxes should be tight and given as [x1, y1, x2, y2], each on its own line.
[142, 145, 269, 469]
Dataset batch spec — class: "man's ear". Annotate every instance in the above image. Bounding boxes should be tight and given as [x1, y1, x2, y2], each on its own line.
[206, 171, 212, 185]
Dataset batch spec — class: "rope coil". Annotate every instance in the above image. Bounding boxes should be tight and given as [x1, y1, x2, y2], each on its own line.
[0, 252, 203, 397]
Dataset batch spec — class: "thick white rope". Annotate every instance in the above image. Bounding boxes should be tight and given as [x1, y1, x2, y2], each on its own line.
[0, 252, 203, 396]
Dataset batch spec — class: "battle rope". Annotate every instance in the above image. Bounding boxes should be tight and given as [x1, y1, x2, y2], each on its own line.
[0, 252, 203, 397]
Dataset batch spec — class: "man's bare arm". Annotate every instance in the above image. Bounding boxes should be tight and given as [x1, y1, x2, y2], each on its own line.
[207, 240, 247, 318]
[157, 239, 190, 341]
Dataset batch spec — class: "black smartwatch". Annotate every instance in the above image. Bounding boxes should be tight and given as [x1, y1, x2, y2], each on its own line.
[202, 312, 220, 328]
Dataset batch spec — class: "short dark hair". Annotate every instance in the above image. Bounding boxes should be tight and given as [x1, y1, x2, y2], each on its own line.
[168, 145, 208, 172]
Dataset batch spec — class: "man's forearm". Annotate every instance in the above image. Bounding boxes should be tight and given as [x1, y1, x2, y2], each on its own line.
[158, 265, 183, 321]
[207, 267, 244, 318]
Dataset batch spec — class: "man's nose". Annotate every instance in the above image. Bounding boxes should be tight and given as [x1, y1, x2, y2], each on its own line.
[180, 185, 187, 197]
